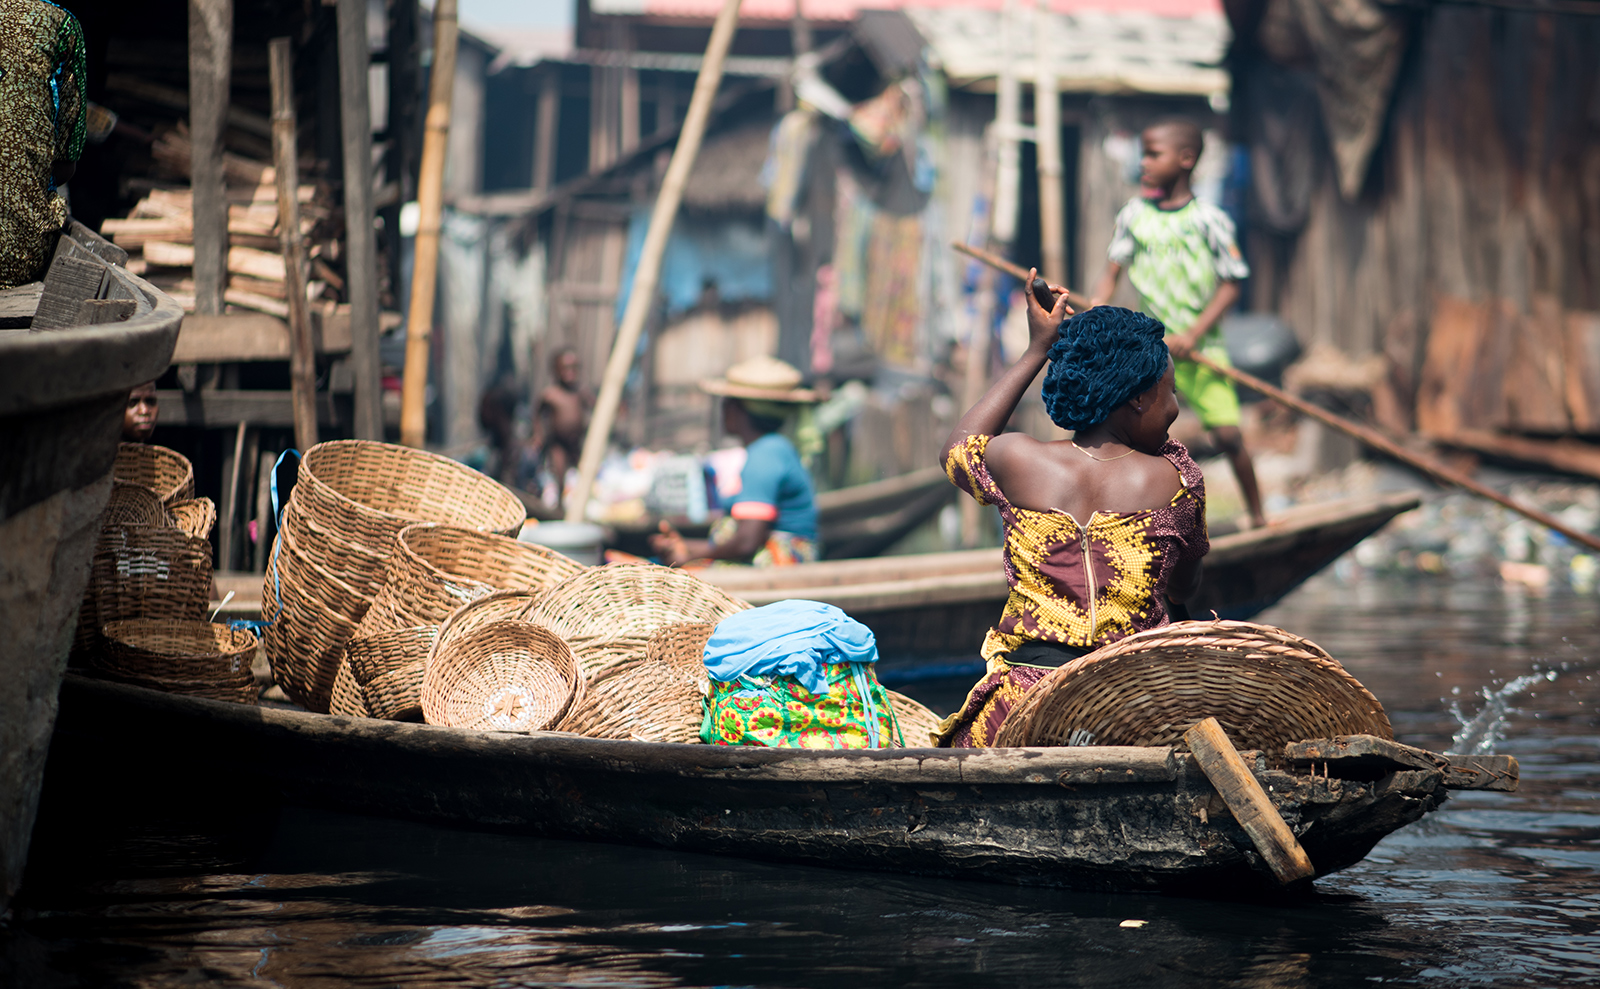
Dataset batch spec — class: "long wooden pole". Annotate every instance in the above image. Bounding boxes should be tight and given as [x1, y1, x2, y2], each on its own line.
[1185, 718, 1315, 886]
[269, 38, 318, 453]
[565, 0, 743, 522]
[950, 240, 1600, 554]
[1033, 0, 1067, 283]
[399, 0, 460, 448]
[337, 0, 386, 441]
[187, 0, 231, 316]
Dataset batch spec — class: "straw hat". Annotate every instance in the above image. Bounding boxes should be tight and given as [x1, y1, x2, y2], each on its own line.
[700, 356, 817, 403]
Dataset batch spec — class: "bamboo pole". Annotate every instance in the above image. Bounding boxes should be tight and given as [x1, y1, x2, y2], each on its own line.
[187, 0, 231, 316]
[565, 0, 744, 523]
[399, 0, 460, 448]
[268, 38, 318, 453]
[950, 240, 1600, 554]
[1033, 0, 1067, 283]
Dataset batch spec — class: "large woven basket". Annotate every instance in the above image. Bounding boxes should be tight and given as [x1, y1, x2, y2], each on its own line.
[353, 523, 583, 639]
[114, 442, 194, 505]
[421, 620, 580, 733]
[887, 690, 942, 748]
[524, 563, 749, 644]
[168, 498, 217, 540]
[329, 658, 372, 718]
[991, 621, 1392, 763]
[96, 619, 257, 683]
[345, 625, 438, 721]
[74, 524, 213, 658]
[558, 621, 713, 743]
[263, 440, 526, 713]
[103, 482, 171, 527]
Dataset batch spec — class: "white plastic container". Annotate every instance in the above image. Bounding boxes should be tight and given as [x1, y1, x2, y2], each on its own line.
[519, 520, 605, 567]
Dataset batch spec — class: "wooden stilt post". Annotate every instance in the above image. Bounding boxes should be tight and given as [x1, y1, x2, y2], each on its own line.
[187, 0, 231, 316]
[1033, 0, 1067, 285]
[534, 64, 559, 193]
[337, 0, 385, 441]
[565, 0, 743, 522]
[399, 0, 460, 448]
[269, 39, 318, 453]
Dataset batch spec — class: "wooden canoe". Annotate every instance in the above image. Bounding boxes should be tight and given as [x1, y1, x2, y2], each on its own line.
[0, 228, 183, 915]
[702, 492, 1422, 676]
[51, 675, 1509, 895]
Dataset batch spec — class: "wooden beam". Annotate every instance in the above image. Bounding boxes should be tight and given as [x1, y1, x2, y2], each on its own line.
[567, 0, 744, 521]
[337, 0, 385, 441]
[187, 0, 232, 315]
[534, 64, 559, 192]
[270, 38, 318, 453]
[154, 389, 340, 428]
[1185, 717, 1316, 885]
[1285, 735, 1519, 792]
[399, 0, 460, 447]
[1033, 0, 1066, 284]
[1435, 428, 1600, 483]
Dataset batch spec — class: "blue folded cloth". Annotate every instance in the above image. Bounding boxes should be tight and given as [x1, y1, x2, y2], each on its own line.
[702, 599, 878, 695]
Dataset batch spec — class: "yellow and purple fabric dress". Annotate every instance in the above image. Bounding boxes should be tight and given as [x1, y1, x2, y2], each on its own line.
[936, 433, 1209, 747]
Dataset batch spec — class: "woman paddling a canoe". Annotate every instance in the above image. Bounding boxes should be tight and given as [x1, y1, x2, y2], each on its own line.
[935, 275, 1209, 747]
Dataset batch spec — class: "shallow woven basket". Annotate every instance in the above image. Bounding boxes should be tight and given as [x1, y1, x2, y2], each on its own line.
[329, 658, 372, 718]
[74, 524, 213, 658]
[421, 621, 580, 733]
[91, 670, 259, 704]
[557, 622, 713, 743]
[95, 619, 258, 683]
[524, 564, 749, 644]
[168, 497, 217, 540]
[114, 442, 194, 505]
[103, 482, 171, 528]
[263, 439, 526, 713]
[887, 690, 943, 748]
[433, 589, 541, 658]
[563, 633, 654, 683]
[353, 523, 583, 638]
[991, 621, 1392, 763]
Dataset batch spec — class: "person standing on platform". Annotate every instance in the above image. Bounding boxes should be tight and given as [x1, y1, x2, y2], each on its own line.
[1088, 119, 1265, 528]
[530, 347, 593, 507]
[0, 0, 85, 287]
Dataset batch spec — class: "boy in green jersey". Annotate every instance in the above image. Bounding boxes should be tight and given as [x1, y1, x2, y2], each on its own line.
[1089, 119, 1265, 527]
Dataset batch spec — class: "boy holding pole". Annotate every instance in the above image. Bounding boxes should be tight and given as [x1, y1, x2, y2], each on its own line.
[1089, 119, 1265, 528]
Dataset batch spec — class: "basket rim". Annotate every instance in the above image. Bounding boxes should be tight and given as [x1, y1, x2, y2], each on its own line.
[396, 521, 580, 588]
[300, 439, 525, 527]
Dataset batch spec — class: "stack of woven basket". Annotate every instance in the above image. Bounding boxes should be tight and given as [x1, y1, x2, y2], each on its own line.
[76, 443, 255, 702]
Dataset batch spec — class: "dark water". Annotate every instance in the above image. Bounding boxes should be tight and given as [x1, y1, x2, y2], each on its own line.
[6, 573, 1599, 988]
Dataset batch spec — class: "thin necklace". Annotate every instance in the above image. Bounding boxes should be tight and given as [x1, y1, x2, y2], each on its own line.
[1070, 439, 1137, 462]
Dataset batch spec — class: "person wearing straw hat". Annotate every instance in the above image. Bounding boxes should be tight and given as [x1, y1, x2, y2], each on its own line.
[651, 356, 820, 568]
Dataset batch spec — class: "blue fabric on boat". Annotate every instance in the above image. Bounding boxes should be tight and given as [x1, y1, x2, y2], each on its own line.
[703, 600, 877, 695]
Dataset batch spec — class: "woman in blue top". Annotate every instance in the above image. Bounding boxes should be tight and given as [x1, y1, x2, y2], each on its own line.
[652, 357, 819, 567]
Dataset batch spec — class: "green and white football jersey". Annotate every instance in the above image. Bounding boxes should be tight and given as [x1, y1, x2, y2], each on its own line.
[1106, 197, 1249, 338]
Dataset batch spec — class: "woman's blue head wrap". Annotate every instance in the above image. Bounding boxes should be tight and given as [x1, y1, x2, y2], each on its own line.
[1040, 306, 1170, 430]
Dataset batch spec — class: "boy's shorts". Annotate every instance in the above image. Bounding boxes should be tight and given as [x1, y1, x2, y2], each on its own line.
[1172, 340, 1241, 429]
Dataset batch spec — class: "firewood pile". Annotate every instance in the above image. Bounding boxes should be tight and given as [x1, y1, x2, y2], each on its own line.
[93, 40, 354, 319]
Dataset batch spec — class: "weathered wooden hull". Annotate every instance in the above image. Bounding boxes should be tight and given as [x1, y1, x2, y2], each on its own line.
[705, 493, 1421, 676]
[0, 255, 183, 915]
[52, 676, 1448, 894]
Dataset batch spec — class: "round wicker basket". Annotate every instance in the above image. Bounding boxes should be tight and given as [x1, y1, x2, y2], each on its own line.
[524, 563, 748, 644]
[167, 497, 217, 540]
[74, 524, 213, 658]
[96, 619, 257, 683]
[887, 690, 943, 748]
[557, 621, 713, 743]
[114, 442, 194, 505]
[991, 621, 1392, 762]
[353, 523, 584, 638]
[421, 621, 580, 733]
[433, 589, 541, 657]
[263, 439, 526, 713]
[103, 482, 171, 528]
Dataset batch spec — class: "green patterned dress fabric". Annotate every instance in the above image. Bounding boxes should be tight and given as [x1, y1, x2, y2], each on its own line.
[0, 0, 86, 287]
[701, 663, 901, 749]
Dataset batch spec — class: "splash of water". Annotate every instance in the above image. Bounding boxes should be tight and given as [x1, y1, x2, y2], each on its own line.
[1447, 669, 1558, 754]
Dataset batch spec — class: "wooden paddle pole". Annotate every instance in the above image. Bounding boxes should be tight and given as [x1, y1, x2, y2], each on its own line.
[1185, 718, 1316, 886]
[269, 38, 317, 453]
[564, 0, 743, 522]
[399, 0, 460, 448]
[949, 240, 1600, 554]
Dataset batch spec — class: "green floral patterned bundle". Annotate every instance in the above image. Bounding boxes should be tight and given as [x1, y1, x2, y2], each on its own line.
[701, 662, 902, 749]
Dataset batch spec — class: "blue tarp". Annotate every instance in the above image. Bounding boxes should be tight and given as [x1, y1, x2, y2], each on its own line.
[701, 600, 877, 695]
